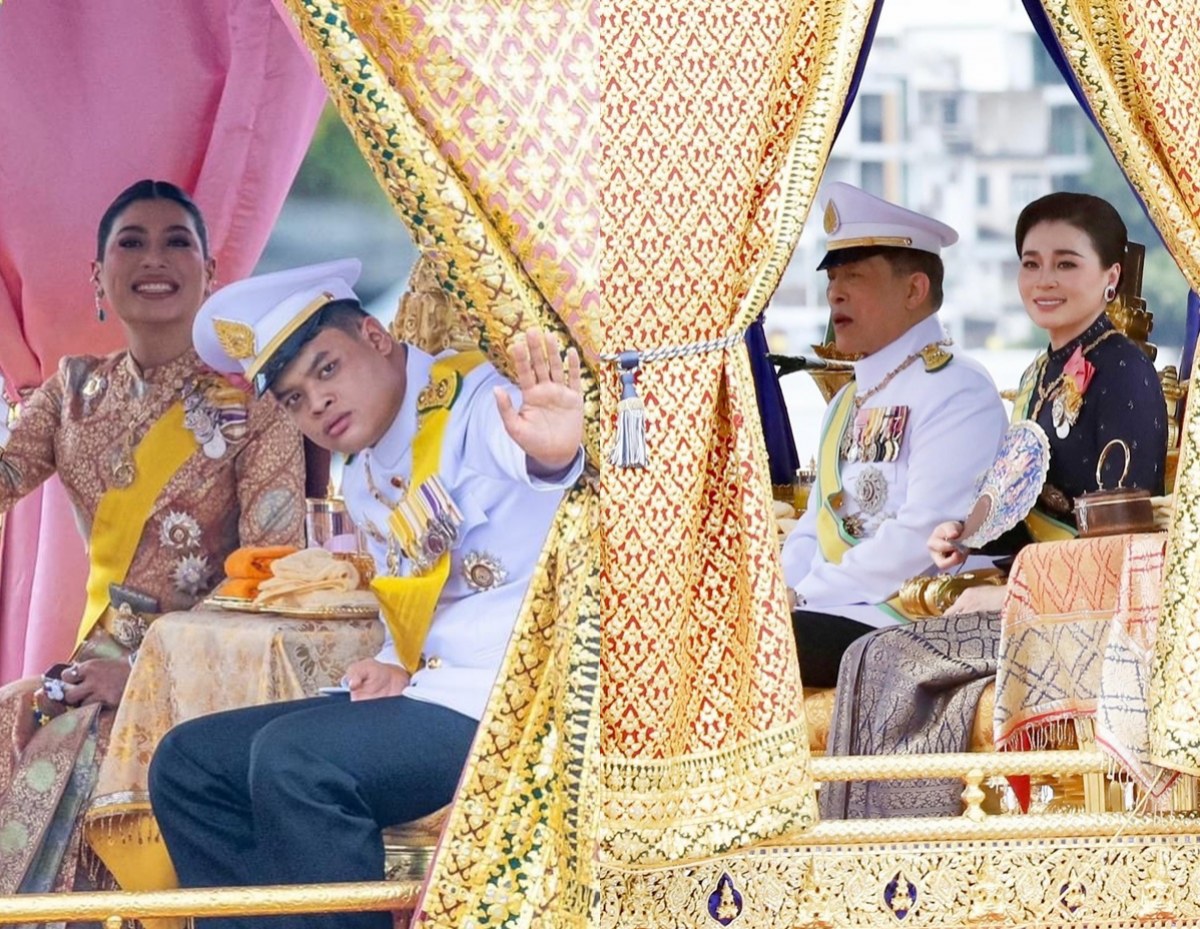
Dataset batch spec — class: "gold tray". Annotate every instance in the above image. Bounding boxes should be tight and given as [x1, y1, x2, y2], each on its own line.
[202, 595, 380, 619]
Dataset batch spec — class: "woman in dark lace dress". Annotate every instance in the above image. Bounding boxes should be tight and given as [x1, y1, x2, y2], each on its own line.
[821, 192, 1167, 819]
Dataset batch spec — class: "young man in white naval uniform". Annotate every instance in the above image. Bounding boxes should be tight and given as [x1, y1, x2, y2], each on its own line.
[149, 259, 584, 929]
[782, 183, 1007, 687]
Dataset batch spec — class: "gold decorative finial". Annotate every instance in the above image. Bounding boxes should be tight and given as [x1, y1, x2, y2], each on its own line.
[213, 318, 257, 360]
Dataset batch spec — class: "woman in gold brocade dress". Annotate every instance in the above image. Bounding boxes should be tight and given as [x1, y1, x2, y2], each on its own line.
[0, 180, 305, 895]
[821, 193, 1167, 820]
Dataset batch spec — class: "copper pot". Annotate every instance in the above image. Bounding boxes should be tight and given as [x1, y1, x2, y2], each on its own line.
[1074, 440, 1156, 537]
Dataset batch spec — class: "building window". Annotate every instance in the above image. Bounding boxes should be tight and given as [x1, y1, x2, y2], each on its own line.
[1051, 173, 1084, 192]
[1032, 36, 1061, 86]
[860, 94, 884, 143]
[941, 96, 959, 126]
[1049, 106, 1084, 154]
[977, 176, 990, 207]
[861, 161, 885, 197]
[1011, 173, 1042, 210]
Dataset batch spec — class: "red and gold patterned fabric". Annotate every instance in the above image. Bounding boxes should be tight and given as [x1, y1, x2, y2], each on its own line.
[599, 0, 874, 864]
[1035, 0, 1200, 775]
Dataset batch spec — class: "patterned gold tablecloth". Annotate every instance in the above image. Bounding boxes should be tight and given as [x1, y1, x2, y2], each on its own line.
[995, 533, 1169, 792]
[88, 608, 384, 818]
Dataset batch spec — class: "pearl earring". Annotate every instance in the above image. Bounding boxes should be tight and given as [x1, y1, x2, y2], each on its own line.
[95, 291, 106, 322]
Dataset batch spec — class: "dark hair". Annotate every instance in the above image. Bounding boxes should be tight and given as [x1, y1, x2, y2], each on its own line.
[258, 299, 369, 395]
[1014, 192, 1127, 276]
[96, 179, 210, 260]
[880, 249, 945, 311]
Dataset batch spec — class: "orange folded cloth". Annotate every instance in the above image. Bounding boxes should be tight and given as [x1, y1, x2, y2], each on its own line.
[215, 577, 261, 600]
[223, 545, 299, 581]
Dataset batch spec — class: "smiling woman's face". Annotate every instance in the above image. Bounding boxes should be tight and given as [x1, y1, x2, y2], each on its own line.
[1017, 219, 1120, 349]
[94, 198, 214, 334]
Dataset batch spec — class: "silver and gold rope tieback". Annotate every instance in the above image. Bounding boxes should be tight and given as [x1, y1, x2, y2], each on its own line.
[601, 329, 745, 469]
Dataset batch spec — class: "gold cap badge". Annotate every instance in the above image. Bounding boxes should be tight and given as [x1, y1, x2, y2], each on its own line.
[824, 201, 840, 235]
[213, 319, 257, 361]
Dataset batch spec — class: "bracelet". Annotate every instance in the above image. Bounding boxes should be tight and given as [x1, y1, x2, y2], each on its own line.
[30, 692, 53, 728]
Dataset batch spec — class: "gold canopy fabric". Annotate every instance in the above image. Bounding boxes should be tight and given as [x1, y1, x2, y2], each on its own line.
[278, 2, 600, 926]
[281, 0, 881, 917]
[1036, 0, 1200, 775]
[599, 0, 874, 864]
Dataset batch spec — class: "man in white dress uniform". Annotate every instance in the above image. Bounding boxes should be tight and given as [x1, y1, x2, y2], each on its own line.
[149, 259, 584, 929]
[782, 183, 1007, 687]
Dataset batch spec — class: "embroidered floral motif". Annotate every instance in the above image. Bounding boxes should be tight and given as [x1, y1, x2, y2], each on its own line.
[159, 511, 203, 551]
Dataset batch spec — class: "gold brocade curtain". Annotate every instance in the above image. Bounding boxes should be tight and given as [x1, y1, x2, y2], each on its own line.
[599, 0, 874, 865]
[1032, 0, 1200, 774]
[278, 2, 600, 927]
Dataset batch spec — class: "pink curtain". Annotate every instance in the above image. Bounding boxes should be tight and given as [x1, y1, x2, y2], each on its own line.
[0, 1, 327, 682]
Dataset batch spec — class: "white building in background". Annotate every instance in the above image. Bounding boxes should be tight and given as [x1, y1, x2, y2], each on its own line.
[770, 0, 1092, 350]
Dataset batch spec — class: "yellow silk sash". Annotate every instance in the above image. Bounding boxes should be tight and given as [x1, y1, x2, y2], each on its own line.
[80, 401, 196, 926]
[1011, 356, 1077, 543]
[371, 351, 486, 672]
[813, 385, 910, 622]
[76, 402, 197, 647]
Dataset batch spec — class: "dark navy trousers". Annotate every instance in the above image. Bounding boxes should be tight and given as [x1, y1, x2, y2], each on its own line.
[149, 695, 477, 929]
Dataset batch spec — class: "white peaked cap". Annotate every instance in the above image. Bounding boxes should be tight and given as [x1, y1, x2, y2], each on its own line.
[194, 258, 362, 390]
[818, 182, 958, 269]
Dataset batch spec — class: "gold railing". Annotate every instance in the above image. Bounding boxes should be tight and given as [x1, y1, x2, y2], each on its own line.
[0, 881, 421, 927]
[0, 748, 1158, 925]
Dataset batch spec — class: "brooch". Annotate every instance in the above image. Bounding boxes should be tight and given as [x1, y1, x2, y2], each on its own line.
[853, 465, 889, 516]
[462, 552, 507, 592]
[159, 511, 202, 551]
[171, 553, 211, 596]
[82, 374, 108, 400]
[109, 601, 149, 651]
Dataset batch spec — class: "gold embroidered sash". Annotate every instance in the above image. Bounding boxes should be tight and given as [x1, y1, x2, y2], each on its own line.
[813, 384, 911, 622]
[371, 351, 485, 672]
[76, 402, 198, 647]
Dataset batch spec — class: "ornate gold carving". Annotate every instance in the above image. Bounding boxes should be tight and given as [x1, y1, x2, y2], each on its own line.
[897, 569, 1006, 618]
[599, 833, 1200, 928]
[961, 767, 986, 823]
[212, 318, 256, 361]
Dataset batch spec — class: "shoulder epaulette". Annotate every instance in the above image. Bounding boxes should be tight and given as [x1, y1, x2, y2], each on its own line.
[921, 343, 953, 372]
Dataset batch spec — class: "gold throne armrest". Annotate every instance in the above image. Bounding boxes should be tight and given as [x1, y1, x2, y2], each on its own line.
[897, 569, 1007, 619]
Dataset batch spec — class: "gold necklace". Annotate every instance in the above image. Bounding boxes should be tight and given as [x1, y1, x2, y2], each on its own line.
[104, 380, 185, 489]
[854, 338, 952, 408]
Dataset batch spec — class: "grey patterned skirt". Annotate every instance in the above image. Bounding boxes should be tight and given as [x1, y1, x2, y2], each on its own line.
[819, 610, 1001, 820]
